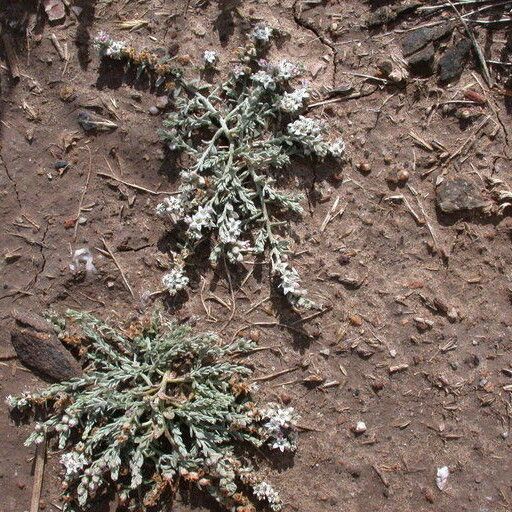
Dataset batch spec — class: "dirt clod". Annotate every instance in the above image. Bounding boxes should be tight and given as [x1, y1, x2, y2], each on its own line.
[438, 39, 472, 83]
[401, 22, 453, 57]
[436, 178, 486, 213]
[10, 311, 82, 381]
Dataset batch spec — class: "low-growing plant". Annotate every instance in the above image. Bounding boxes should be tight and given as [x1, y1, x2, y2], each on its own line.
[7, 311, 298, 512]
[94, 26, 346, 309]
[157, 29, 345, 309]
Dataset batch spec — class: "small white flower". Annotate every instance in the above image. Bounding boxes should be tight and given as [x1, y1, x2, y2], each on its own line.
[253, 481, 282, 511]
[105, 41, 126, 59]
[60, 452, 87, 477]
[94, 32, 126, 59]
[275, 60, 300, 80]
[156, 196, 185, 221]
[162, 267, 189, 295]
[251, 23, 273, 44]
[271, 437, 293, 452]
[252, 70, 275, 90]
[185, 204, 215, 240]
[287, 115, 323, 138]
[279, 87, 309, 113]
[330, 138, 346, 158]
[203, 50, 218, 66]
[5, 395, 17, 408]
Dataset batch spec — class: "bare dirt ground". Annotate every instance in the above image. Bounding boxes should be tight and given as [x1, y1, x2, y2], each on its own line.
[2, 1, 512, 511]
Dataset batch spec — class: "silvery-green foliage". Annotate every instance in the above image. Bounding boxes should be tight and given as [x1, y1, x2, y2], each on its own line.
[157, 27, 346, 309]
[7, 311, 298, 512]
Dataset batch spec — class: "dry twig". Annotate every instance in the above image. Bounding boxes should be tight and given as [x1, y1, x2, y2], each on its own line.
[30, 437, 46, 512]
[101, 238, 135, 298]
[446, 0, 493, 87]
[97, 171, 177, 195]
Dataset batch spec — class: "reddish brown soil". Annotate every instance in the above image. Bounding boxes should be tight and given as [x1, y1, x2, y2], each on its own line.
[2, 1, 512, 511]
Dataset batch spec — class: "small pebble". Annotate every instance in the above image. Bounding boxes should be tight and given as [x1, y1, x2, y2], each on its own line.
[279, 391, 292, 405]
[54, 160, 69, 170]
[397, 169, 409, 183]
[338, 253, 351, 265]
[357, 161, 371, 174]
[149, 106, 159, 115]
[353, 420, 367, 434]
[447, 307, 458, 322]
[349, 314, 363, 327]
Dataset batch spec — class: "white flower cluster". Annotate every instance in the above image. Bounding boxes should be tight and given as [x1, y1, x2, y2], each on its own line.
[218, 205, 250, 263]
[287, 115, 323, 139]
[261, 402, 298, 452]
[287, 116, 345, 160]
[253, 481, 282, 511]
[275, 261, 311, 309]
[156, 196, 185, 223]
[93, 31, 126, 59]
[251, 23, 273, 44]
[162, 266, 189, 295]
[203, 50, 218, 66]
[279, 87, 309, 113]
[61, 451, 87, 478]
[252, 70, 276, 90]
[330, 138, 346, 158]
[185, 204, 215, 240]
[276, 60, 300, 81]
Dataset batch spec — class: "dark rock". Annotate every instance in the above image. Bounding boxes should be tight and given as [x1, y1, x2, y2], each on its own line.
[11, 310, 82, 382]
[402, 22, 453, 57]
[407, 43, 435, 75]
[367, 2, 420, 28]
[355, 343, 375, 359]
[439, 38, 472, 83]
[367, 7, 392, 28]
[338, 252, 351, 265]
[436, 178, 486, 213]
[54, 160, 69, 170]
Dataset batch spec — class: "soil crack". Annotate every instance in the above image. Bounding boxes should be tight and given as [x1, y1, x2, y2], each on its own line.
[292, 0, 338, 88]
[0, 152, 21, 208]
[34, 222, 50, 288]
